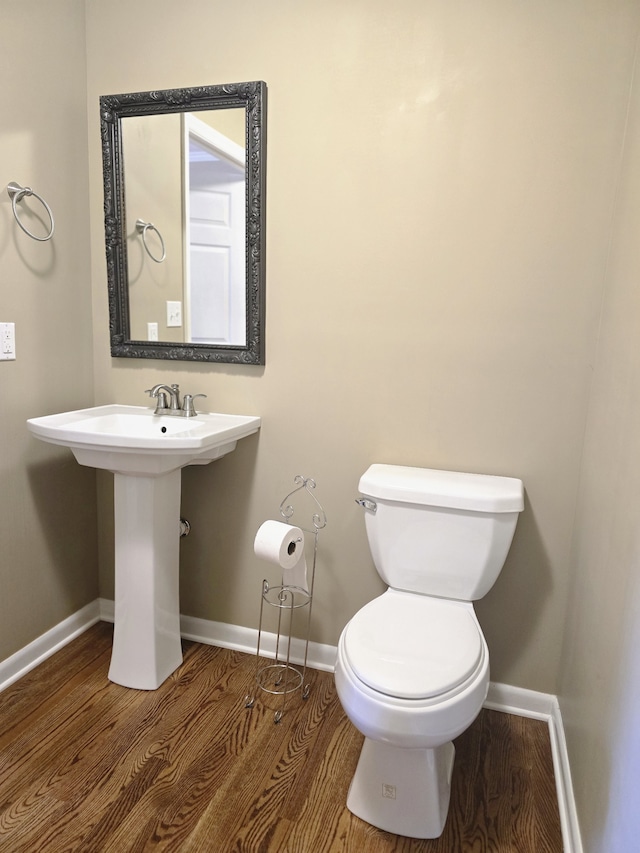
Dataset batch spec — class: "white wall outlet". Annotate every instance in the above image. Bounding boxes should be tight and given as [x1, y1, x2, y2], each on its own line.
[147, 322, 159, 341]
[0, 322, 16, 360]
[166, 301, 182, 327]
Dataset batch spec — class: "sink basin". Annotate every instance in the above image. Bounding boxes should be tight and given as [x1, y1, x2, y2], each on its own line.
[27, 403, 261, 475]
[27, 403, 260, 690]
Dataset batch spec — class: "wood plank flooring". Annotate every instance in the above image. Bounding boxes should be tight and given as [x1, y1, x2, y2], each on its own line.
[0, 623, 563, 852]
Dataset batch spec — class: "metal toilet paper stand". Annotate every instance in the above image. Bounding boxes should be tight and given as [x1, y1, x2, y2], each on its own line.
[245, 475, 327, 722]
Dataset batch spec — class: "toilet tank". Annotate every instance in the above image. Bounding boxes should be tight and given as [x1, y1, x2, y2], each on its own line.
[358, 464, 524, 601]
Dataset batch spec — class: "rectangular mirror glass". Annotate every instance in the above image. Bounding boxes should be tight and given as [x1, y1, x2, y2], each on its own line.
[100, 81, 266, 364]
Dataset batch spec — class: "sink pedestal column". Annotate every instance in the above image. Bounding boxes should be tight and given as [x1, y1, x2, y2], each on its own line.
[108, 469, 183, 689]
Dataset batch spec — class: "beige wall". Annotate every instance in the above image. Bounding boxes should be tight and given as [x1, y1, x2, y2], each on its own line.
[0, 0, 97, 660]
[558, 32, 640, 849]
[85, 0, 637, 697]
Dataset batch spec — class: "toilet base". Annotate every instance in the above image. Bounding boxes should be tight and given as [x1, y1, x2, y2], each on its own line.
[346, 737, 456, 839]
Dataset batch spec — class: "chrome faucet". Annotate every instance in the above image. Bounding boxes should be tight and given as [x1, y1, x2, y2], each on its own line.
[145, 383, 207, 417]
[146, 383, 181, 412]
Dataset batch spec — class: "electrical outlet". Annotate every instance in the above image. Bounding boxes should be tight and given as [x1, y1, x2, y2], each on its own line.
[166, 301, 182, 327]
[147, 322, 159, 341]
[0, 322, 16, 360]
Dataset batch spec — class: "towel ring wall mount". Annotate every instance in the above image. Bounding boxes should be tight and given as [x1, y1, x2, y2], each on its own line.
[136, 219, 166, 263]
[6, 182, 55, 242]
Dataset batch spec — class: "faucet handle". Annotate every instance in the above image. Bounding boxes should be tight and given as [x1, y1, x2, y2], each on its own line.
[169, 383, 181, 410]
[182, 393, 207, 417]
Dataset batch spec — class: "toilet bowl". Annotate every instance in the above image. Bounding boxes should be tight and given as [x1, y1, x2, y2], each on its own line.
[336, 590, 489, 748]
[334, 464, 524, 839]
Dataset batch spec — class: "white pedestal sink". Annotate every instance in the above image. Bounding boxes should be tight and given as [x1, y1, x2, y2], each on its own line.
[27, 404, 260, 690]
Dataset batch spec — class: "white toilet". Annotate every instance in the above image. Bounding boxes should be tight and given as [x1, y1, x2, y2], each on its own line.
[334, 463, 524, 839]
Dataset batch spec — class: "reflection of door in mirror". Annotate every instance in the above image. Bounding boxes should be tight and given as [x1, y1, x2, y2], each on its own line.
[183, 113, 246, 346]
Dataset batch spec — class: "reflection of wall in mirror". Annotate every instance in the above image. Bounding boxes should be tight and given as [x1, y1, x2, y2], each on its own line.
[122, 114, 184, 342]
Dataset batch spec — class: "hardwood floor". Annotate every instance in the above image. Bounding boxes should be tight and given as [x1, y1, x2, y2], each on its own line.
[0, 623, 563, 852]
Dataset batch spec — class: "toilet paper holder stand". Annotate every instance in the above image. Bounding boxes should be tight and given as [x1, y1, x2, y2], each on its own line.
[245, 475, 327, 723]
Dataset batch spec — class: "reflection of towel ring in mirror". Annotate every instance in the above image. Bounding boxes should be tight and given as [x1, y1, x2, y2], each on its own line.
[6, 182, 55, 242]
[136, 219, 166, 263]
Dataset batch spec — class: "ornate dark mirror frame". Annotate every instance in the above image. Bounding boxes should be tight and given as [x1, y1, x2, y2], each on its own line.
[100, 81, 266, 364]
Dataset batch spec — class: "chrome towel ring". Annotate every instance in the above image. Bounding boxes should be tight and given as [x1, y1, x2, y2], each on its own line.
[6, 182, 55, 242]
[136, 218, 166, 263]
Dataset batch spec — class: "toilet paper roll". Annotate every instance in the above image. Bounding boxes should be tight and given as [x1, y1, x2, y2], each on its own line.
[254, 520, 305, 571]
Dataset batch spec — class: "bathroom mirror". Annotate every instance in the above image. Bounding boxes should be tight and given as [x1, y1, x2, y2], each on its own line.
[100, 81, 266, 364]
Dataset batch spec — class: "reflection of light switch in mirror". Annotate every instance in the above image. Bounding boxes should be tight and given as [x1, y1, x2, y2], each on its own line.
[147, 322, 158, 341]
[166, 301, 182, 327]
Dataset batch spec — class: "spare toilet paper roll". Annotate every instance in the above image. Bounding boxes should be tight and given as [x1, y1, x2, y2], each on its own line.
[254, 520, 308, 591]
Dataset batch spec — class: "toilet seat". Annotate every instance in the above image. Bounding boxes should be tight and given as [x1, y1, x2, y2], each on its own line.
[343, 591, 483, 700]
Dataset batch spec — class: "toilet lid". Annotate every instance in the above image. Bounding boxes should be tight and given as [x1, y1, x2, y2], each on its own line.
[344, 593, 483, 700]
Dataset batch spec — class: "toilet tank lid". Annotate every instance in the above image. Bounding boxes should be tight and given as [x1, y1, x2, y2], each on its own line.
[359, 464, 524, 513]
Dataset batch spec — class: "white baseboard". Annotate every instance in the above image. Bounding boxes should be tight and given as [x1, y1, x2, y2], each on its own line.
[2, 599, 582, 852]
[549, 699, 583, 853]
[0, 600, 100, 693]
[485, 681, 557, 719]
